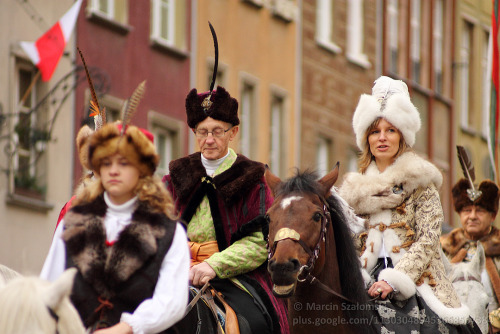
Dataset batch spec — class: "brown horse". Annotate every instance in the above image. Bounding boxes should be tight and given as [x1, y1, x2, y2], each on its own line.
[265, 166, 376, 334]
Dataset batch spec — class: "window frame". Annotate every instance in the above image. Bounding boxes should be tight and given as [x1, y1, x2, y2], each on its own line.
[315, 0, 341, 53]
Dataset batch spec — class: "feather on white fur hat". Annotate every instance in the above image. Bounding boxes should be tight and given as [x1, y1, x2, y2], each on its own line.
[352, 76, 421, 150]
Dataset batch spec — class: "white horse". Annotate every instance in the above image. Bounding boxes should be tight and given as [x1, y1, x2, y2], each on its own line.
[0, 266, 87, 334]
[442, 243, 489, 334]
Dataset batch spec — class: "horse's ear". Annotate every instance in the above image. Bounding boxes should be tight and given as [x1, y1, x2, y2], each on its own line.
[42, 268, 77, 310]
[440, 248, 453, 275]
[318, 162, 339, 197]
[472, 242, 485, 272]
[264, 164, 281, 197]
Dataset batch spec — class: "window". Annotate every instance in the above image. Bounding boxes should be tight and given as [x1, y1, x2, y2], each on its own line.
[460, 22, 473, 129]
[316, 0, 341, 53]
[347, 149, 358, 173]
[12, 63, 47, 199]
[149, 112, 184, 177]
[433, 0, 444, 93]
[410, 0, 421, 83]
[316, 137, 331, 177]
[88, 0, 128, 25]
[240, 82, 256, 158]
[269, 95, 286, 177]
[346, 0, 370, 68]
[387, 0, 399, 73]
[482, 31, 490, 137]
[150, 0, 187, 51]
[153, 127, 174, 176]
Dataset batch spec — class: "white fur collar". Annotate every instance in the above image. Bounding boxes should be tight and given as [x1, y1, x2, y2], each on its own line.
[339, 152, 442, 215]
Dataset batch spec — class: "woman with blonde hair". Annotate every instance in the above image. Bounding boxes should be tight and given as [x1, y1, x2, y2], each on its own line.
[41, 121, 189, 334]
[339, 76, 481, 333]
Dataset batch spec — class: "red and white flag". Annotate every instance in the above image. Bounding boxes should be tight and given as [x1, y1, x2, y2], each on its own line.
[20, 0, 82, 82]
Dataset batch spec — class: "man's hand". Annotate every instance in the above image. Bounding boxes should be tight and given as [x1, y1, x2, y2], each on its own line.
[94, 322, 133, 334]
[190, 262, 216, 286]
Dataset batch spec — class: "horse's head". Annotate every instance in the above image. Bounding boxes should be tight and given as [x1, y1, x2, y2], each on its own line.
[265, 165, 339, 298]
[0, 268, 86, 334]
[442, 244, 489, 333]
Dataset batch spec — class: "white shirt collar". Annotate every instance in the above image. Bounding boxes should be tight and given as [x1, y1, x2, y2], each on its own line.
[104, 192, 138, 216]
[201, 151, 230, 176]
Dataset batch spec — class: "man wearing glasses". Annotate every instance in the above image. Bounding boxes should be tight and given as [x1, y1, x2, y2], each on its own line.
[163, 85, 288, 334]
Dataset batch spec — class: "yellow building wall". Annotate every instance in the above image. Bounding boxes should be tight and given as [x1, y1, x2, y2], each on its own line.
[453, 0, 496, 227]
[194, 0, 298, 176]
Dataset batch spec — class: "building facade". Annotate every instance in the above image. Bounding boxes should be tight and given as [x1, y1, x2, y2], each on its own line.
[300, 0, 378, 179]
[192, 0, 299, 178]
[74, 0, 192, 183]
[0, 0, 77, 274]
[454, 0, 495, 226]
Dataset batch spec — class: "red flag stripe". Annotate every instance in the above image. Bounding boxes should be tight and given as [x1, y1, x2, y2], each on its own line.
[35, 22, 65, 81]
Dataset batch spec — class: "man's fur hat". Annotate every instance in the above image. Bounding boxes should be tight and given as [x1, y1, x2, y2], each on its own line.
[88, 123, 158, 177]
[185, 85, 239, 129]
[352, 76, 421, 150]
[452, 178, 500, 214]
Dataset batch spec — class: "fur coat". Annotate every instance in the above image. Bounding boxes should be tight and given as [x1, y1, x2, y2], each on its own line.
[339, 151, 469, 325]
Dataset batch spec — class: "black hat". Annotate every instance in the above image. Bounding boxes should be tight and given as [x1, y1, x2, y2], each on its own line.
[185, 86, 239, 128]
[185, 22, 239, 129]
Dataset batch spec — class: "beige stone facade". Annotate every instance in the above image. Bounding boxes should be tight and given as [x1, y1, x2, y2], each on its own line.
[0, 0, 76, 274]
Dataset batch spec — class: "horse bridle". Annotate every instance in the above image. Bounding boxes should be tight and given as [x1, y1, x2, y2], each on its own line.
[267, 202, 330, 282]
[267, 199, 355, 304]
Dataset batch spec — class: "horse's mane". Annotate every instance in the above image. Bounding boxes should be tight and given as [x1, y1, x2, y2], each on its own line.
[274, 170, 368, 304]
[0, 273, 86, 334]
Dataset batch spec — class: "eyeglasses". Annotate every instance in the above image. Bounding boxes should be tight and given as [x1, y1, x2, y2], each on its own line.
[194, 127, 232, 138]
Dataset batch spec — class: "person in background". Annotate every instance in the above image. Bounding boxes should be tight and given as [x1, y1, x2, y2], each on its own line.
[441, 178, 500, 333]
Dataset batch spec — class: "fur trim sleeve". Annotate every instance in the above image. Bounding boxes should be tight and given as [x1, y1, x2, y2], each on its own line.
[378, 267, 416, 301]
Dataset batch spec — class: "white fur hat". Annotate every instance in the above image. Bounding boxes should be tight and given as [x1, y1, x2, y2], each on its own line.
[352, 76, 421, 150]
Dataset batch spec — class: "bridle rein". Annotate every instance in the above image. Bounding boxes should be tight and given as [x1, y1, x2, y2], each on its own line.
[267, 198, 353, 304]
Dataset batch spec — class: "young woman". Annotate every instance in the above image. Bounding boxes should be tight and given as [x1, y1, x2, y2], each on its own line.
[41, 122, 190, 334]
[338, 76, 481, 333]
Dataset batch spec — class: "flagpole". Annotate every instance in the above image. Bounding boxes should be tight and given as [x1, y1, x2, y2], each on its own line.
[19, 70, 41, 107]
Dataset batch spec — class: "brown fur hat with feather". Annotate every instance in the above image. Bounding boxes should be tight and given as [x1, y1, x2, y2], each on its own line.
[452, 178, 500, 214]
[88, 122, 158, 177]
[185, 85, 239, 129]
[76, 125, 93, 171]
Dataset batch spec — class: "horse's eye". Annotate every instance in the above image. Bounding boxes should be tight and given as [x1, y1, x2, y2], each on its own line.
[264, 214, 271, 223]
[313, 212, 322, 222]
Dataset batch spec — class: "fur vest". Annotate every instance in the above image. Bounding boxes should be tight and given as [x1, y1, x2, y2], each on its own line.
[165, 152, 289, 334]
[339, 152, 470, 325]
[62, 195, 177, 329]
[165, 152, 270, 250]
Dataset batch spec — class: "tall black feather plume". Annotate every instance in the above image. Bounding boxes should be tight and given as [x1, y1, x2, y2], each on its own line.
[208, 21, 218, 93]
[456, 145, 482, 201]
